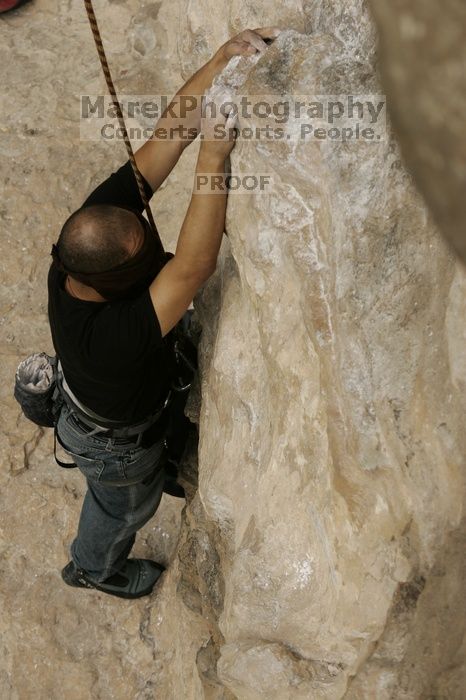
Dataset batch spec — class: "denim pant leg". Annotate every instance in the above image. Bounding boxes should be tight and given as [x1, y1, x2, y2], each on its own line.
[70, 465, 166, 582]
[57, 404, 167, 583]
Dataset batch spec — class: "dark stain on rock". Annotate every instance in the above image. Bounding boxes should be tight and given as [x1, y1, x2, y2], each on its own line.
[392, 574, 426, 616]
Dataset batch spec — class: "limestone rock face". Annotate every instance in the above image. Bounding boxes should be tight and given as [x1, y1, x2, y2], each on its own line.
[1, 1, 465, 699]
[192, 21, 466, 700]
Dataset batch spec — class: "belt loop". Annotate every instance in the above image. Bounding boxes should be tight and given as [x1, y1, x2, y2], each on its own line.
[105, 437, 115, 451]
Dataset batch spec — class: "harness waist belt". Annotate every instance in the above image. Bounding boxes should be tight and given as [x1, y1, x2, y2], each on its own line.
[57, 362, 171, 438]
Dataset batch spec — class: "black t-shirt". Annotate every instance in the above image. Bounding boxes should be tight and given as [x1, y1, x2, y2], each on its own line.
[48, 160, 176, 424]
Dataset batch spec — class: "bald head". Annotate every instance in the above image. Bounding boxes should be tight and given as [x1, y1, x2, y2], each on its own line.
[57, 205, 143, 273]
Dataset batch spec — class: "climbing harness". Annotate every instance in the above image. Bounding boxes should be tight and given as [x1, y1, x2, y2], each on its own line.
[13, 353, 173, 467]
[57, 361, 172, 440]
[82, 0, 165, 263]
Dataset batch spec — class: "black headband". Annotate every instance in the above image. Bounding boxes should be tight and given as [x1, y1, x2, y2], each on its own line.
[51, 211, 166, 301]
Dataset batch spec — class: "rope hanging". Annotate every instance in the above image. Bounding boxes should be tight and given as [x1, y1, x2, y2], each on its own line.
[83, 0, 165, 259]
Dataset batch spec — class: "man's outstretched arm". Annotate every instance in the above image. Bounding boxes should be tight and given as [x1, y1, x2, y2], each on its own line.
[135, 27, 280, 193]
[148, 107, 237, 337]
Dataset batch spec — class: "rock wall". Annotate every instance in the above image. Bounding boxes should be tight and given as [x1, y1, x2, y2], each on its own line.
[1, 1, 465, 699]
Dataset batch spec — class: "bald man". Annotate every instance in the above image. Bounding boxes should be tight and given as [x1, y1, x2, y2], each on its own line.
[50, 28, 280, 599]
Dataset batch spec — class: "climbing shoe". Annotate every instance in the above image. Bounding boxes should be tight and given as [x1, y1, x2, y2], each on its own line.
[162, 459, 185, 499]
[163, 478, 185, 498]
[61, 558, 165, 599]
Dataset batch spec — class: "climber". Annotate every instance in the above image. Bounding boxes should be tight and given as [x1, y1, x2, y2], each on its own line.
[49, 27, 281, 600]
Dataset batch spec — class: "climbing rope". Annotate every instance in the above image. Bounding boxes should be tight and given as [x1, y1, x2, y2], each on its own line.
[83, 0, 165, 259]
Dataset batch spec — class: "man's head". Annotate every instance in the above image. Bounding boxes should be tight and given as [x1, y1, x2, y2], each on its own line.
[57, 205, 143, 273]
[52, 205, 163, 300]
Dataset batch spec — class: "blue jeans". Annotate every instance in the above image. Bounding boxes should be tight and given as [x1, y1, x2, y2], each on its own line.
[56, 403, 167, 583]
